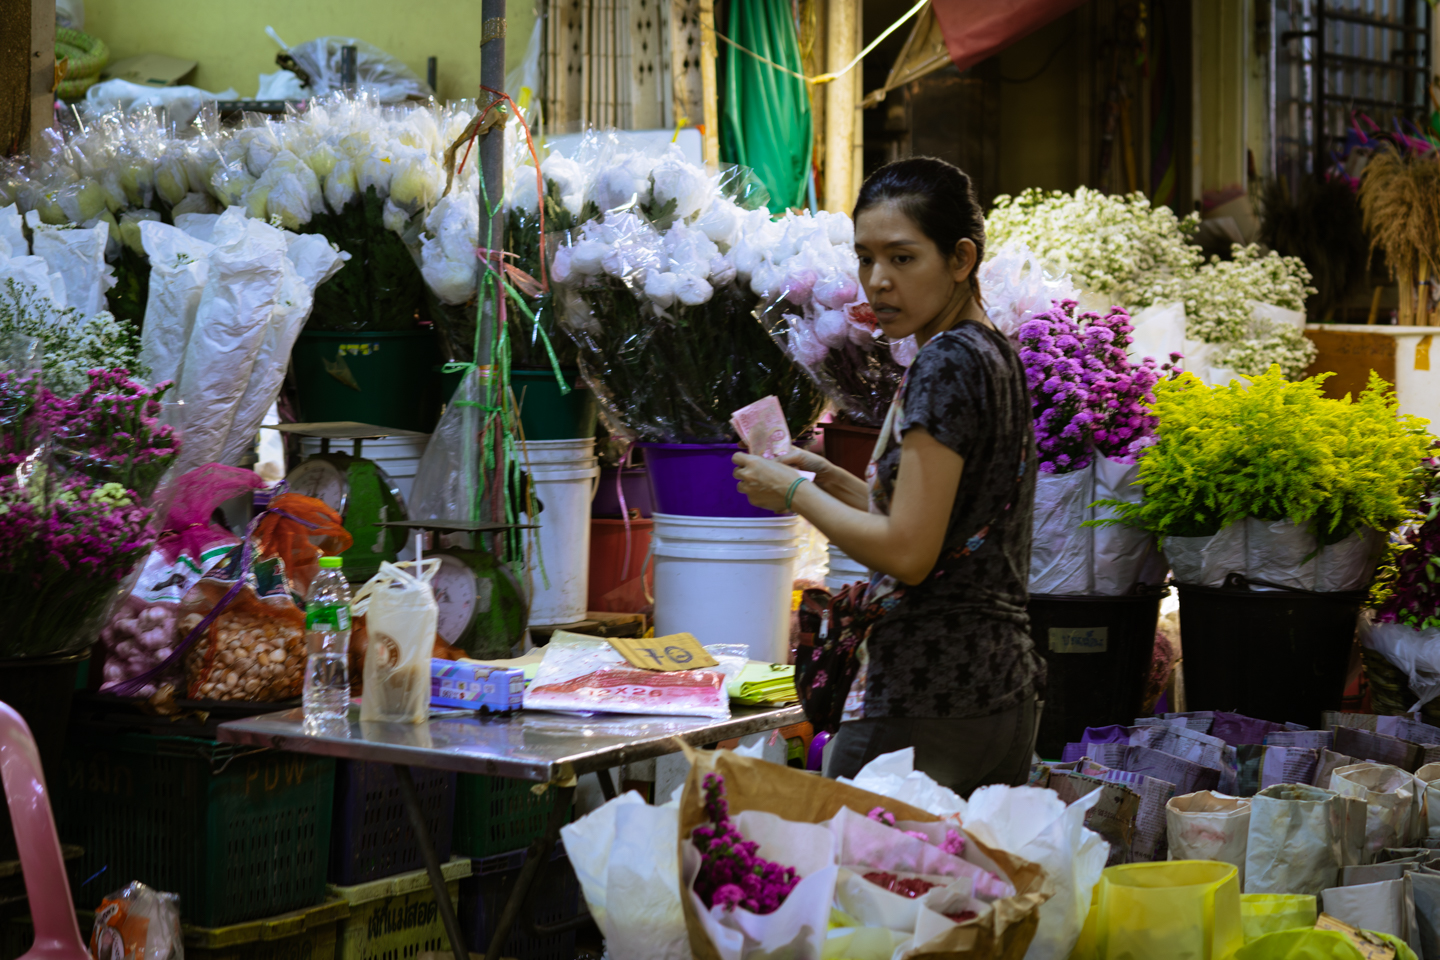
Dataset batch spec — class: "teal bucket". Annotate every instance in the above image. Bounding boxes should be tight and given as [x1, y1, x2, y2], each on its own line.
[511, 368, 598, 440]
[291, 330, 445, 433]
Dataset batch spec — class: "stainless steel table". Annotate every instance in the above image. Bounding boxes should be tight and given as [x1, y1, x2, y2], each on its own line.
[216, 704, 805, 960]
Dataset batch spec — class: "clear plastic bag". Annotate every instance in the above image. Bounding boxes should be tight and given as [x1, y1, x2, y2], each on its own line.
[354, 559, 440, 723]
[283, 35, 433, 102]
[90, 881, 182, 960]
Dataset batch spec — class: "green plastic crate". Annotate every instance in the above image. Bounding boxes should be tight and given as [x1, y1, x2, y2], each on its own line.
[59, 730, 335, 927]
[452, 775, 571, 859]
[331, 858, 470, 960]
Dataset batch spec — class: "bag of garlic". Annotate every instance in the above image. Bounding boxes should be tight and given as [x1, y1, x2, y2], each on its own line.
[354, 560, 439, 723]
[177, 538, 307, 702]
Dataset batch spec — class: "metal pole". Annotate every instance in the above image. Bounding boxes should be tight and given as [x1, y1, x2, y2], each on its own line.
[479, 0, 507, 372]
[393, 765, 468, 960]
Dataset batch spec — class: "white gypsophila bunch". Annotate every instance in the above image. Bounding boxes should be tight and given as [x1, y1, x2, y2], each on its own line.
[1149, 243, 1314, 343]
[986, 188, 1202, 307]
[1221, 322, 1318, 380]
[0, 279, 142, 395]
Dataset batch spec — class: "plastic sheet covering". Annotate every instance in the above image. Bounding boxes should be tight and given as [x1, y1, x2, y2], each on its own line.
[283, 35, 433, 101]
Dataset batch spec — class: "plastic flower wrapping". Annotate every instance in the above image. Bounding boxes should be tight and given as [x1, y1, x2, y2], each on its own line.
[0, 363, 179, 658]
[0, 94, 479, 337]
[745, 208, 910, 428]
[548, 137, 826, 443]
[985, 188, 1317, 380]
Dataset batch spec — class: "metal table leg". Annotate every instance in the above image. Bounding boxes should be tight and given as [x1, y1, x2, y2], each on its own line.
[484, 783, 577, 960]
[596, 767, 617, 801]
[394, 765, 468, 960]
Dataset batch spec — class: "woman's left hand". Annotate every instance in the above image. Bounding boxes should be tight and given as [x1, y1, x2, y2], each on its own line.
[732, 452, 802, 512]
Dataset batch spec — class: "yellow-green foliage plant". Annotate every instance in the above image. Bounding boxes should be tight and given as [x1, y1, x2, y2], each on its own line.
[1102, 367, 1432, 542]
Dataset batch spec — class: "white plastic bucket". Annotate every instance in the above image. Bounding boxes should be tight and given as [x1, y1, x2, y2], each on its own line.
[300, 434, 431, 506]
[651, 512, 801, 662]
[521, 438, 600, 626]
[825, 543, 870, 593]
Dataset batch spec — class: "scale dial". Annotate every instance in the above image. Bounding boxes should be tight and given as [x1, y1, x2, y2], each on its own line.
[285, 457, 349, 514]
[432, 552, 479, 643]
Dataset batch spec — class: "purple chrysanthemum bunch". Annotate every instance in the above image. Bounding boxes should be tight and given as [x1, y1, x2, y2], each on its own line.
[1017, 300, 1179, 473]
[691, 773, 799, 915]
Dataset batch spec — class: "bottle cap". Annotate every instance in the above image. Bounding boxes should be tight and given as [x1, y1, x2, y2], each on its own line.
[318, 556, 343, 568]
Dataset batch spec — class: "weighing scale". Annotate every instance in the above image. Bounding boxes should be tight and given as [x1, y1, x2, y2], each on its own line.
[380, 519, 533, 660]
[268, 422, 423, 584]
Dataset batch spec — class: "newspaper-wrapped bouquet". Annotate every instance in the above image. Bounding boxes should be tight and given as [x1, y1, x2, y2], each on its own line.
[1021, 299, 1176, 596]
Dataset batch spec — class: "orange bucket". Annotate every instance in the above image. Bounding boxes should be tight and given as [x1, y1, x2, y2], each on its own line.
[588, 518, 655, 613]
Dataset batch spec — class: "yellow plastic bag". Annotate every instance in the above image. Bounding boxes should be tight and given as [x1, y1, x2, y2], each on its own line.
[1071, 860, 1244, 960]
[1235, 929, 1365, 959]
[1240, 894, 1318, 943]
[1235, 928, 1419, 960]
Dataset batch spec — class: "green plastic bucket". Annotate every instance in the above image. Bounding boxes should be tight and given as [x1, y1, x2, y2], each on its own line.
[511, 368, 598, 440]
[292, 330, 444, 433]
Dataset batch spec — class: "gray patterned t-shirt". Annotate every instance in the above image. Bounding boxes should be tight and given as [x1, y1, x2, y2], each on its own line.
[859, 321, 1042, 720]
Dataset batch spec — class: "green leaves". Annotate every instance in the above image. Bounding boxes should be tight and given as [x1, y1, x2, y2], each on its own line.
[1107, 368, 1432, 541]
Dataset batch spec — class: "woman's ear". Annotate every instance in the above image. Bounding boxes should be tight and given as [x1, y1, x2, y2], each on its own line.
[950, 238, 978, 285]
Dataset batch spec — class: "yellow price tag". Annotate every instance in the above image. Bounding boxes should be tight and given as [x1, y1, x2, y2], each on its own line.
[608, 633, 719, 672]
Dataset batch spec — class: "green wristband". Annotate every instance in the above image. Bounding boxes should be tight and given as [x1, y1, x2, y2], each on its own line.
[783, 477, 807, 511]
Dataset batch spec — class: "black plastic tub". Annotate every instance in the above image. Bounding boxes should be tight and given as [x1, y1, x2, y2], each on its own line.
[1028, 587, 1168, 760]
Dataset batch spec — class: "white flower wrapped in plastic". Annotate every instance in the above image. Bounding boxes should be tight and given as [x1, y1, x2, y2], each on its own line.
[979, 240, 1080, 338]
[323, 156, 358, 213]
[153, 147, 190, 208]
[542, 153, 588, 218]
[651, 154, 712, 222]
[389, 146, 443, 215]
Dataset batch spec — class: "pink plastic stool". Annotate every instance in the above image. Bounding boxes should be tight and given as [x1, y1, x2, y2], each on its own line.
[0, 701, 88, 960]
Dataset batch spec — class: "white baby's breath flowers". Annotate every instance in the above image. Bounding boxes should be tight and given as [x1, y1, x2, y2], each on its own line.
[985, 189, 1317, 375]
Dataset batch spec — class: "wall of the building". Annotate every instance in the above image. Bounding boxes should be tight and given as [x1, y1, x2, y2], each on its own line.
[995, 10, 1083, 198]
[83, 0, 538, 103]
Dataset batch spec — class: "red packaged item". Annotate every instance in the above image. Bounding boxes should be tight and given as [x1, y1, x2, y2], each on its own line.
[522, 634, 736, 719]
[90, 882, 181, 960]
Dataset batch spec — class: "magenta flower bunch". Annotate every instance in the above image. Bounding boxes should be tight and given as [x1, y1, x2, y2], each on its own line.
[0, 367, 180, 657]
[691, 773, 800, 915]
[1017, 300, 1179, 473]
[865, 806, 967, 856]
[29, 369, 178, 499]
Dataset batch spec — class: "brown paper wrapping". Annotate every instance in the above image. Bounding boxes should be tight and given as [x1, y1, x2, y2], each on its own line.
[677, 745, 1051, 960]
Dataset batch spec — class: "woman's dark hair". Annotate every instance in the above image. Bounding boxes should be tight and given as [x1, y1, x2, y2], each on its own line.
[853, 157, 985, 304]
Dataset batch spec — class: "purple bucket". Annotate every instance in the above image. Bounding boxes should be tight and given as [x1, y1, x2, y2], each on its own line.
[592, 466, 654, 518]
[639, 442, 783, 518]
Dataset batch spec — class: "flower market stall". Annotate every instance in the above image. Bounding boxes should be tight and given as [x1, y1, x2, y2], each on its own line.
[3, 27, 1440, 960]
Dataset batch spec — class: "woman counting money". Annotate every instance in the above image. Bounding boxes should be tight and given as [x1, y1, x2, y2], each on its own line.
[731, 157, 1042, 796]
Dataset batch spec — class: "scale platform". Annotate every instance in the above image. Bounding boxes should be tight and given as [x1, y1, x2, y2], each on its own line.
[262, 421, 429, 456]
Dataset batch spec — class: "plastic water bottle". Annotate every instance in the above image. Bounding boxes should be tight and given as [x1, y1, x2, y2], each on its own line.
[303, 556, 353, 723]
